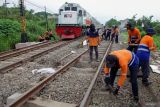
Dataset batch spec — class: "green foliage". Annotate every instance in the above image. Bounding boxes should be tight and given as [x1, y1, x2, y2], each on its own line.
[0, 6, 57, 52]
[153, 23, 160, 34]
[134, 16, 153, 31]
[105, 18, 120, 27]
[0, 19, 21, 36]
[136, 26, 143, 32]
[35, 12, 52, 17]
[0, 34, 20, 51]
[153, 35, 160, 50]
[120, 32, 128, 42]
[26, 20, 45, 34]
[141, 31, 146, 37]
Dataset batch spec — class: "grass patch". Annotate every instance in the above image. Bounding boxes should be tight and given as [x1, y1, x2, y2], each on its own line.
[153, 35, 160, 50]
[120, 32, 128, 43]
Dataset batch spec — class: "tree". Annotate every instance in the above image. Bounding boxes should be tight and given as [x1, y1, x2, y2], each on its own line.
[141, 15, 153, 31]
[105, 18, 120, 27]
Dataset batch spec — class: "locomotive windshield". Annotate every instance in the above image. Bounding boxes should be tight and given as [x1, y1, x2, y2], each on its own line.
[65, 7, 70, 11]
[71, 7, 77, 11]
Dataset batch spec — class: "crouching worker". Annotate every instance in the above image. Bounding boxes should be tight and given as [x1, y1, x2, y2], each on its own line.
[104, 49, 139, 101]
[37, 34, 45, 42]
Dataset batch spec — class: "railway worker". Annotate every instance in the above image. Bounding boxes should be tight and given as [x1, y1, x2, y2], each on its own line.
[114, 26, 120, 43]
[102, 28, 107, 40]
[105, 28, 111, 41]
[37, 34, 45, 42]
[44, 31, 50, 40]
[110, 25, 119, 43]
[136, 28, 157, 86]
[48, 29, 56, 41]
[104, 49, 139, 101]
[126, 22, 141, 53]
[86, 24, 100, 62]
[97, 28, 103, 39]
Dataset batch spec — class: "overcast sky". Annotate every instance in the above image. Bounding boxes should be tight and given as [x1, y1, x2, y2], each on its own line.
[1, 0, 160, 24]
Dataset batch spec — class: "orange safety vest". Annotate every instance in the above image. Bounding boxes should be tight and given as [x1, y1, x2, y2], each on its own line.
[104, 49, 132, 86]
[128, 28, 141, 43]
[87, 36, 100, 46]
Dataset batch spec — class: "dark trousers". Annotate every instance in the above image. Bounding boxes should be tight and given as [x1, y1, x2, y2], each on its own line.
[109, 67, 119, 86]
[136, 50, 150, 83]
[141, 60, 150, 82]
[111, 34, 115, 42]
[129, 64, 139, 96]
[89, 46, 98, 61]
[115, 35, 118, 43]
[109, 65, 138, 96]
[127, 46, 138, 53]
[102, 33, 106, 39]
[111, 33, 118, 43]
[105, 33, 111, 41]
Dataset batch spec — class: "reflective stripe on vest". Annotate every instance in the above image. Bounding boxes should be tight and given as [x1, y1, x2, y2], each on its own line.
[137, 44, 149, 52]
[128, 52, 135, 66]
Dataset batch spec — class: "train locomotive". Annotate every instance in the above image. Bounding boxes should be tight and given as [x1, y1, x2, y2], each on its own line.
[56, 2, 100, 39]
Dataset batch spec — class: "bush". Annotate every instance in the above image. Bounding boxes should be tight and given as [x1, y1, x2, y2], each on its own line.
[141, 31, 146, 37]
[153, 24, 160, 34]
[26, 20, 45, 34]
[153, 35, 160, 50]
[0, 19, 20, 37]
[0, 34, 20, 51]
[136, 26, 143, 32]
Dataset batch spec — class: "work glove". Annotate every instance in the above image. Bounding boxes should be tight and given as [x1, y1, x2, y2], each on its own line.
[104, 73, 110, 85]
[113, 86, 120, 95]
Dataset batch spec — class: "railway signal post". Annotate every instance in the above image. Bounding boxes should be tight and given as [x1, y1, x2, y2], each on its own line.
[19, 0, 28, 43]
[45, 6, 49, 31]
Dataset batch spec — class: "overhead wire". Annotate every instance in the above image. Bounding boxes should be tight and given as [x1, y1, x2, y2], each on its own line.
[25, 0, 55, 14]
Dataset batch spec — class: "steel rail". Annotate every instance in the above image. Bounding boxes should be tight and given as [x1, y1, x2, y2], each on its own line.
[0, 41, 50, 55]
[79, 41, 113, 107]
[0, 41, 70, 73]
[0, 41, 56, 61]
[8, 49, 88, 107]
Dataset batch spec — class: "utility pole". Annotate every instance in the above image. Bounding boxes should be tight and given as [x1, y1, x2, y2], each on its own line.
[45, 6, 49, 31]
[19, 0, 28, 43]
[4, 0, 9, 17]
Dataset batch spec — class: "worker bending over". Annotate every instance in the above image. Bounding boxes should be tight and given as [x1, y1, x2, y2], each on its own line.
[104, 49, 139, 101]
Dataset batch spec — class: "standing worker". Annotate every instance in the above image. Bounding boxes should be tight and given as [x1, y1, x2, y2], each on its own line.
[136, 28, 157, 86]
[86, 24, 100, 62]
[110, 25, 116, 42]
[126, 22, 141, 53]
[105, 28, 111, 41]
[114, 26, 120, 43]
[104, 49, 139, 101]
[110, 25, 119, 43]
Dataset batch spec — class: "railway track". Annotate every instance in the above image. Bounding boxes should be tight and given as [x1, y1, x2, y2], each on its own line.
[79, 40, 160, 107]
[0, 37, 86, 106]
[1, 34, 159, 107]
[0, 40, 78, 73]
[7, 40, 112, 107]
[0, 41, 55, 61]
